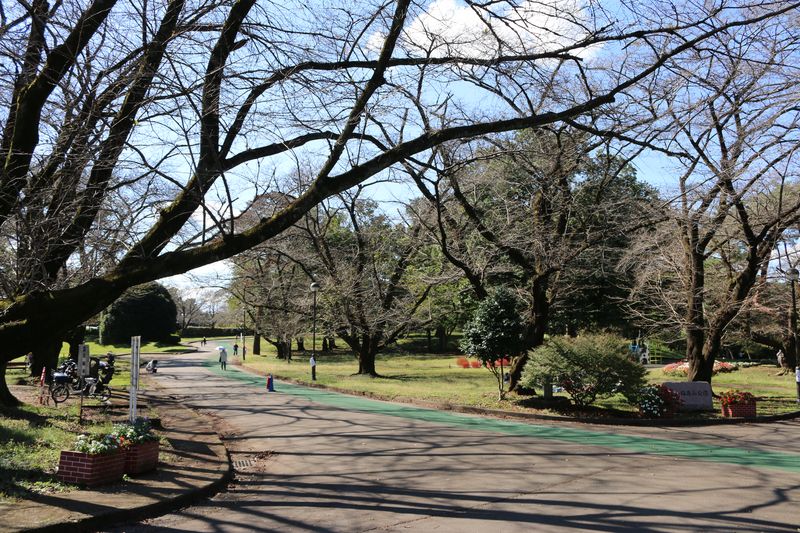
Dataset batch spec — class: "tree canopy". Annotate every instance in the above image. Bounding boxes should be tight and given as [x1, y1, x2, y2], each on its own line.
[1, 0, 799, 404]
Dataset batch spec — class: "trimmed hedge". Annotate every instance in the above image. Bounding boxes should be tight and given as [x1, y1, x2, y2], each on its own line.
[99, 283, 177, 344]
[181, 326, 251, 338]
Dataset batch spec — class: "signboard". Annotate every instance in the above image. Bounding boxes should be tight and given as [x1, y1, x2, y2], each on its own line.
[129, 336, 141, 423]
[663, 381, 713, 411]
[77, 344, 90, 378]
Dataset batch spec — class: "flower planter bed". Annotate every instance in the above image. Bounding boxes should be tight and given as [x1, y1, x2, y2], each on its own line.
[57, 450, 125, 486]
[124, 441, 160, 475]
[721, 401, 756, 418]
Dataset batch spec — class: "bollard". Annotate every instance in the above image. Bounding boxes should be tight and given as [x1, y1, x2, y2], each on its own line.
[796, 366, 799, 404]
[267, 373, 275, 392]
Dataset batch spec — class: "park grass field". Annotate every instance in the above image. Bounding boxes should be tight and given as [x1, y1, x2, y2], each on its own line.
[0, 364, 127, 501]
[59, 340, 193, 356]
[235, 339, 799, 416]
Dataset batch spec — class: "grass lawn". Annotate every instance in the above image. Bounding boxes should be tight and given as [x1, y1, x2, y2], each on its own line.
[0, 402, 115, 500]
[0, 366, 122, 501]
[237, 340, 799, 417]
[58, 340, 194, 356]
[0, 360, 165, 502]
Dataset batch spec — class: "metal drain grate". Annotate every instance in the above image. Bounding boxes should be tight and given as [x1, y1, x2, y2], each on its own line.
[233, 459, 253, 469]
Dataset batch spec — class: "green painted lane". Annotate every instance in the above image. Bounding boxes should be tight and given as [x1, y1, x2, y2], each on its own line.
[205, 359, 800, 473]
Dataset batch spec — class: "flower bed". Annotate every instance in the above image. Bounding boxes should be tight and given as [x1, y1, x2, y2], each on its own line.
[719, 390, 757, 418]
[56, 418, 160, 485]
[57, 434, 124, 486]
[111, 418, 160, 475]
[662, 360, 738, 377]
[57, 449, 125, 486]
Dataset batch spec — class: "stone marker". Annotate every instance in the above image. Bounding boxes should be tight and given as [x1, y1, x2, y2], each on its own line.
[663, 381, 713, 411]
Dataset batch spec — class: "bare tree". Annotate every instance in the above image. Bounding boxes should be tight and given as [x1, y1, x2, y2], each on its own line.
[168, 286, 204, 335]
[0, 0, 795, 404]
[299, 189, 436, 376]
[628, 15, 800, 382]
[412, 129, 652, 391]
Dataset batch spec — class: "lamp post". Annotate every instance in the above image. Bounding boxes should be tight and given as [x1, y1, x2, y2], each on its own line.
[789, 268, 800, 403]
[310, 282, 320, 381]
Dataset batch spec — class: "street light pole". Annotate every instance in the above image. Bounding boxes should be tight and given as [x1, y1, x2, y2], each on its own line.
[789, 268, 800, 403]
[310, 282, 320, 381]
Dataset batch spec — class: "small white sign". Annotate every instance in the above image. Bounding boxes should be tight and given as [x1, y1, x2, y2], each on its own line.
[77, 344, 90, 378]
[130, 336, 141, 423]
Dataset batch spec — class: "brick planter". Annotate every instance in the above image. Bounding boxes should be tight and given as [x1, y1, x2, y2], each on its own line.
[124, 441, 160, 475]
[57, 450, 125, 486]
[722, 401, 756, 418]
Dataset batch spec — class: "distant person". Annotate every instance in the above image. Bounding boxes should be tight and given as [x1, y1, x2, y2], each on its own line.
[310, 354, 316, 381]
[202, 337, 207, 347]
[218, 347, 228, 370]
[776, 349, 788, 375]
[233, 343, 239, 356]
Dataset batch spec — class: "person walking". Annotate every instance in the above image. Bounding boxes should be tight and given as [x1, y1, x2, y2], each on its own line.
[202, 337, 207, 347]
[777, 349, 788, 375]
[310, 354, 316, 381]
[233, 343, 239, 356]
[218, 347, 228, 370]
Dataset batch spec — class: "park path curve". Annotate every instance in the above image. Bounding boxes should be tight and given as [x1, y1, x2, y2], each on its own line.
[118, 347, 800, 532]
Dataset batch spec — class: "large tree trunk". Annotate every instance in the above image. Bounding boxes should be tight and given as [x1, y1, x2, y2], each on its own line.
[348, 333, 379, 376]
[783, 335, 797, 371]
[0, 361, 20, 407]
[508, 276, 549, 392]
[685, 245, 709, 382]
[296, 337, 305, 351]
[29, 336, 62, 383]
[253, 331, 261, 355]
[357, 348, 378, 376]
[435, 325, 446, 353]
[65, 325, 86, 362]
[285, 339, 293, 362]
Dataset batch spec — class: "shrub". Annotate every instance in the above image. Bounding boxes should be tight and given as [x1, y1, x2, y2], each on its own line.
[460, 288, 525, 399]
[520, 333, 647, 407]
[636, 384, 683, 418]
[99, 283, 177, 344]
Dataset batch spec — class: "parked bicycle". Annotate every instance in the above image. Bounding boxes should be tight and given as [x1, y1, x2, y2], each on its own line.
[49, 353, 116, 404]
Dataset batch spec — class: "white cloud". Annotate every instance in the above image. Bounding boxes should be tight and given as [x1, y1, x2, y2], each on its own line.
[371, 0, 597, 59]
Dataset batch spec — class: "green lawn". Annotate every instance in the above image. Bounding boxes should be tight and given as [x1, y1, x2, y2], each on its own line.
[0, 401, 114, 501]
[1, 360, 144, 501]
[238, 341, 799, 416]
[59, 340, 193, 356]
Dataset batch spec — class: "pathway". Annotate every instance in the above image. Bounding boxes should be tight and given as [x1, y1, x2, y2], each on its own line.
[118, 347, 800, 532]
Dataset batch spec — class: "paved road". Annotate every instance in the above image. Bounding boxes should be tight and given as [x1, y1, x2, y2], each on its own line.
[116, 348, 800, 532]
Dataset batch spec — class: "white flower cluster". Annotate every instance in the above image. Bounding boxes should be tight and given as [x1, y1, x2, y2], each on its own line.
[637, 386, 666, 418]
[74, 433, 120, 455]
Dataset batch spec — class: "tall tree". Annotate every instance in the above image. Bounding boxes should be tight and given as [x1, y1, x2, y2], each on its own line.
[628, 16, 800, 382]
[300, 190, 435, 376]
[413, 129, 653, 390]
